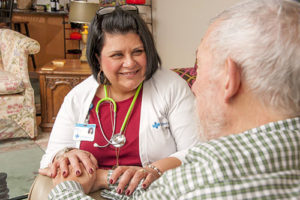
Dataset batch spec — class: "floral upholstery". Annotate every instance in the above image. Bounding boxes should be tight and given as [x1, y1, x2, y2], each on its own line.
[0, 29, 40, 140]
[0, 71, 25, 94]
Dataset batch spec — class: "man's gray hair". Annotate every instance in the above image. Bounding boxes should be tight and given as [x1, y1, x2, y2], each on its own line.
[207, 0, 300, 116]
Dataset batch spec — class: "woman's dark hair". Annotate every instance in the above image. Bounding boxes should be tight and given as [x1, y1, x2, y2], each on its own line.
[86, 7, 161, 82]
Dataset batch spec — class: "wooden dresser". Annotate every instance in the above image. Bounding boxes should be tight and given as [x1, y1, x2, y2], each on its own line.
[37, 59, 91, 132]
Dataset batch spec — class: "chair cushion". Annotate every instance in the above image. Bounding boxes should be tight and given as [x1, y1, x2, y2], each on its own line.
[171, 67, 196, 88]
[0, 70, 25, 94]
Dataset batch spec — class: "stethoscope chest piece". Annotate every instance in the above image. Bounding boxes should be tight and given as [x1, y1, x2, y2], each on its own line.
[94, 83, 143, 149]
[111, 133, 126, 148]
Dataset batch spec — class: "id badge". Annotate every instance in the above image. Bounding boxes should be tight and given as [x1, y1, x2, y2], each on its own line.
[73, 123, 96, 141]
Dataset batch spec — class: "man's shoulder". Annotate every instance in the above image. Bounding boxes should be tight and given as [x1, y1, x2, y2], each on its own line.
[156, 120, 300, 199]
[184, 118, 300, 185]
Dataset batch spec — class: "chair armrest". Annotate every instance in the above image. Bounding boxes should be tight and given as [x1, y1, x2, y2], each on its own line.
[28, 175, 107, 200]
[171, 67, 197, 88]
[0, 29, 40, 88]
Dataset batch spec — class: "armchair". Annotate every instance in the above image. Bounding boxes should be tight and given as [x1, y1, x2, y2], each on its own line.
[0, 29, 40, 140]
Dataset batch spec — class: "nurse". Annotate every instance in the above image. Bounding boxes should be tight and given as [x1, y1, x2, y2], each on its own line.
[39, 5, 200, 195]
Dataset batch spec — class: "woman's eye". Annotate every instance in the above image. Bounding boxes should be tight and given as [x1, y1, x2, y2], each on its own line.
[111, 53, 122, 58]
[133, 49, 144, 55]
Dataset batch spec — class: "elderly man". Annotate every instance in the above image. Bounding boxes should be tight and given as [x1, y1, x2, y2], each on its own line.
[49, 0, 300, 199]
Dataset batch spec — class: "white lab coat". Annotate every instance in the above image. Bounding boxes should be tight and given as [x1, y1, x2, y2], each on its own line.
[40, 67, 200, 169]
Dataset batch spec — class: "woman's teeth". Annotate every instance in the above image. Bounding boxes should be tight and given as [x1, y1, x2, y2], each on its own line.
[121, 70, 138, 75]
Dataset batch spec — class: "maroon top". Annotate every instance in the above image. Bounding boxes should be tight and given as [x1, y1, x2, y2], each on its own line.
[80, 89, 143, 169]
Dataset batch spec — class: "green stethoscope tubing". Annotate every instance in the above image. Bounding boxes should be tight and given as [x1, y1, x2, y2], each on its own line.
[94, 82, 143, 148]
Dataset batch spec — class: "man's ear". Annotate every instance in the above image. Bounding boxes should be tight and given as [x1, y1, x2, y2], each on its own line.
[224, 57, 241, 103]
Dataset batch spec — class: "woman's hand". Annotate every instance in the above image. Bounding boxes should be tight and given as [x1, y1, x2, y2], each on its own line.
[53, 163, 97, 194]
[110, 166, 160, 196]
[39, 148, 98, 178]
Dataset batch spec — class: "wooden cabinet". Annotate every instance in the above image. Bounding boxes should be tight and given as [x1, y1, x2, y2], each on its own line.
[38, 59, 91, 132]
[63, 22, 82, 59]
[12, 10, 68, 68]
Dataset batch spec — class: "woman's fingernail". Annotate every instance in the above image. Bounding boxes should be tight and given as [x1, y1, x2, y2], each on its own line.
[76, 170, 80, 176]
[109, 179, 113, 184]
[125, 190, 131, 196]
[117, 188, 122, 194]
[62, 171, 66, 177]
[142, 184, 147, 188]
[89, 168, 94, 174]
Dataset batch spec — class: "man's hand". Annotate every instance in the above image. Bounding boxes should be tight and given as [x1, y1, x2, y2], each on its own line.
[53, 163, 97, 194]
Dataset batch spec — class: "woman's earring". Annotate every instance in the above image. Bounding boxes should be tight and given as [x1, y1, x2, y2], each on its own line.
[97, 70, 101, 83]
[97, 70, 105, 84]
[97, 68, 110, 85]
[100, 71, 105, 84]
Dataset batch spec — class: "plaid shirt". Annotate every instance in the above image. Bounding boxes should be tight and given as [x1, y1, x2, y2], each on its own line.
[49, 117, 300, 200]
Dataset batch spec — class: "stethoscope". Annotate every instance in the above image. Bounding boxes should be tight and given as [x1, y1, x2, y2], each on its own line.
[93, 82, 143, 148]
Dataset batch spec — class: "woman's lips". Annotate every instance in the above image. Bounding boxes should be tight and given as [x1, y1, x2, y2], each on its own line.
[119, 69, 139, 76]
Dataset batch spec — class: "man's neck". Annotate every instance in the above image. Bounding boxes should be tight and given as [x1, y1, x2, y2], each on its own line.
[222, 91, 287, 137]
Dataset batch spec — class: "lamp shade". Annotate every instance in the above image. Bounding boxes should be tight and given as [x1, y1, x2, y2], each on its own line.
[69, 1, 100, 24]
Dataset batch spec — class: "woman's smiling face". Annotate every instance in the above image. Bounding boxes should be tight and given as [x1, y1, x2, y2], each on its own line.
[97, 32, 147, 94]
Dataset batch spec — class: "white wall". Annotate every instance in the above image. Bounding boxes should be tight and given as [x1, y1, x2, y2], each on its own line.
[36, 0, 240, 68]
[152, 0, 240, 68]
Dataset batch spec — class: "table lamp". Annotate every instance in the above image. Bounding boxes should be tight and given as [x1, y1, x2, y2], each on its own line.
[68, 0, 100, 62]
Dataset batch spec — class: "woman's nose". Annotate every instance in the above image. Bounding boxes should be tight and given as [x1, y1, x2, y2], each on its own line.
[123, 56, 135, 68]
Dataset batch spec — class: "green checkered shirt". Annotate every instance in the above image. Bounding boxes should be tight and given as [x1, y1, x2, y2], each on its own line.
[49, 180, 92, 200]
[49, 117, 300, 200]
